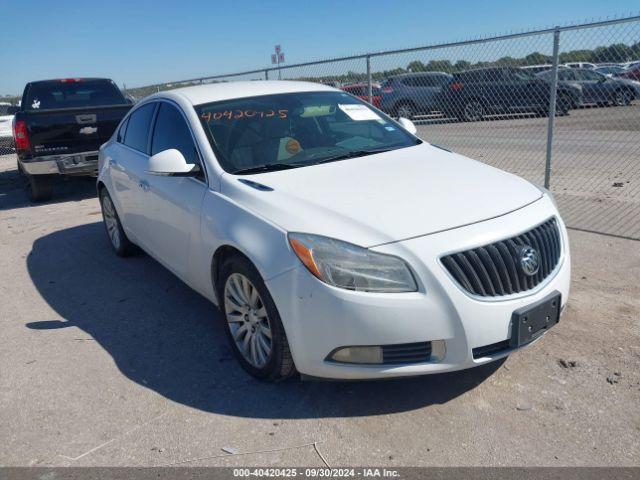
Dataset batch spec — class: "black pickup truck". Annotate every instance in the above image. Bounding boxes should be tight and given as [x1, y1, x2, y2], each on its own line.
[14, 78, 132, 201]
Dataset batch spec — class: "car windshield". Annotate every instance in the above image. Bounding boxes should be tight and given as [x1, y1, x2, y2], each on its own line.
[195, 91, 420, 174]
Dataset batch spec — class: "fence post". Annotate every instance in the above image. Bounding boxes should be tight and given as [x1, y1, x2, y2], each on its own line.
[544, 27, 561, 189]
[265, 69, 269, 81]
[366, 55, 372, 104]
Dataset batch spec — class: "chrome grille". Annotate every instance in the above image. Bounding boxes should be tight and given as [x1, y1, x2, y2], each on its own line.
[441, 218, 561, 297]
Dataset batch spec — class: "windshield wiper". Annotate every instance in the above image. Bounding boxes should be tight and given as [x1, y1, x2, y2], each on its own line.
[311, 148, 396, 166]
[232, 163, 305, 175]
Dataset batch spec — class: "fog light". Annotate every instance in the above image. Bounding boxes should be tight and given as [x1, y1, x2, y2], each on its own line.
[329, 346, 383, 364]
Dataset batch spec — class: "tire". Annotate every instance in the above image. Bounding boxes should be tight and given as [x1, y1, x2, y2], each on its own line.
[462, 99, 485, 122]
[99, 188, 137, 257]
[17, 161, 53, 202]
[555, 94, 571, 116]
[217, 254, 296, 381]
[612, 89, 633, 106]
[394, 102, 415, 119]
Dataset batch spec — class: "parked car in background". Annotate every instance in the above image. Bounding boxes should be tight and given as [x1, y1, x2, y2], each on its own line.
[521, 64, 569, 74]
[616, 62, 640, 81]
[379, 72, 452, 118]
[340, 82, 382, 108]
[97, 80, 570, 381]
[564, 62, 597, 70]
[13, 78, 132, 201]
[439, 67, 579, 122]
[595, 65, 626, 77]
[537, 68, 638, 106]
[0, 103, 18, 153]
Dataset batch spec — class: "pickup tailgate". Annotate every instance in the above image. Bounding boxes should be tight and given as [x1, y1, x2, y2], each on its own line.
[26, 105, 131, 157]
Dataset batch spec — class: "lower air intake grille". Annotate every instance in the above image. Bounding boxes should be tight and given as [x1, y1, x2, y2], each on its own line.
[382, 342, 432, 364]
[441, 218, 561, 297]
[472, 340, 510, 359]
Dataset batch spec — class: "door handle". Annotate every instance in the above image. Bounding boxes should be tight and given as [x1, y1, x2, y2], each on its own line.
[138, 180, 150, 192]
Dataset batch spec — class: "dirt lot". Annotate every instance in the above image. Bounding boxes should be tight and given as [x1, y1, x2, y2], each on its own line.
[0, 156, 639, 467]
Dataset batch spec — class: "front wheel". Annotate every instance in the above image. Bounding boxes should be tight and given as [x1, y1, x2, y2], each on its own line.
[218, 254, 296, 381]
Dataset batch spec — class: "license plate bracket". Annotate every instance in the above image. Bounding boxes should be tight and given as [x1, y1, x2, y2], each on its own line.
[509, 291, 561, 348]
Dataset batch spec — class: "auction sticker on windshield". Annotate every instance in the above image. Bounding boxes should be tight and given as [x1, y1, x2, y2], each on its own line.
[338, 103, 380, 121]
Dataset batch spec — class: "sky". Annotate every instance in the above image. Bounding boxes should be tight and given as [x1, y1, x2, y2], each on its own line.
[1, 0, 638, 95]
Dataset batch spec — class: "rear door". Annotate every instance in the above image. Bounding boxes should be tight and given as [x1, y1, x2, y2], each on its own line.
[574, 69, 608, 103]
[110, 102, 157, 243]
[142, 101, 207, 279]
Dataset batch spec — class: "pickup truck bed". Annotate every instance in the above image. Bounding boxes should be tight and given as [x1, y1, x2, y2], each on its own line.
[14, 78, 132, 201]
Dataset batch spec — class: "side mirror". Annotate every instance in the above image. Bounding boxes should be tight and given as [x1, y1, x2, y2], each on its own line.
[397, 117, 417, 135]
[147, 149, 199, 176]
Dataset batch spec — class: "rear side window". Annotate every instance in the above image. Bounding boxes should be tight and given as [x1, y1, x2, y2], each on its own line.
[123, 103, 156, 153]
[116, 117, 129, 143]
[24, 80, 127, 110]
[151, 103, 198, 165]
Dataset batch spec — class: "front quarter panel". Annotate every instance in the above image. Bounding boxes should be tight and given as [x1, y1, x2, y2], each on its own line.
[198, 189, 299, 305]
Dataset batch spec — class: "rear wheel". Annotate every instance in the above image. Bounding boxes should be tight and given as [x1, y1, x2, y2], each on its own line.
[99, 188, 136, 257]
[395, 102, 415, 119]
[18, 161, 53, 202]
[555, 94, 571, 116]
[612, 89, 633, 106]
[218, 254, 296, 381]
[462, 100, 485, 122]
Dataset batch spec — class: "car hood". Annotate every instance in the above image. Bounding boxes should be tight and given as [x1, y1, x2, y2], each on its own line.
[221, 143, 542, 247]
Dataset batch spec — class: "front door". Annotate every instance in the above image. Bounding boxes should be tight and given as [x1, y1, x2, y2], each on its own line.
[142, 102, 207, 280]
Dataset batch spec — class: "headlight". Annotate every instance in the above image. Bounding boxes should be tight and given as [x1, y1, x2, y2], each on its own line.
[288, 233, 417, 293]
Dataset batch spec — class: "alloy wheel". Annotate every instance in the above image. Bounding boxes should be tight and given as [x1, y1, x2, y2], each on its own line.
[224, 273, 273, 368]
[396, 104, 413, 119]
[101, 195, 121, 250]
[464, 101, 484, 121]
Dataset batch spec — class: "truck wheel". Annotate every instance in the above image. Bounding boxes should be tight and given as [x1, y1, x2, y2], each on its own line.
[18, 162, 53, 202]
[99, 188, 137, 257]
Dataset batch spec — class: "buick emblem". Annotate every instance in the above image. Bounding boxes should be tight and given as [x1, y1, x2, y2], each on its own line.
[519, 246, 540, 276]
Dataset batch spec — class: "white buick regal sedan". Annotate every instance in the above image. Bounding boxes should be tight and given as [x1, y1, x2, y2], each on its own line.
[97, 81, 570, 381]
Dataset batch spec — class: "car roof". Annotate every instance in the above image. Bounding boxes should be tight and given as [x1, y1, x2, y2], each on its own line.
[27, 78, 114, 85]
[149, 80, 337, 105]
[389, 72, 451, 79]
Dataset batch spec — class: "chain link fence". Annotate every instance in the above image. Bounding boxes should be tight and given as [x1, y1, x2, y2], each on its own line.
[2, 15, 639, 238]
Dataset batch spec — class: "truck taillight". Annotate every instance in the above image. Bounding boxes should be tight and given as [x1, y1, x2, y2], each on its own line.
[13, 120, 31, 151]
[450, 82, 464, 91]
[382, 86, 394, 93]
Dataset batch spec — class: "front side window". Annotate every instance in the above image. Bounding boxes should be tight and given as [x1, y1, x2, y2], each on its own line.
[195, 91, 420, 174]
[123, 103, 156, 153]
[151, 103, 199, 165]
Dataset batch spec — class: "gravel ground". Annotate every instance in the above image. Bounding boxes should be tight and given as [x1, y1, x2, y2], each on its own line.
[0, 154, 639, 467]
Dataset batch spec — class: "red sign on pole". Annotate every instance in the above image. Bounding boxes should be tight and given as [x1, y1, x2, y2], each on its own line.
[278, 53, 285, 63]
[271, 54, 277, 64]
[275, 45, 281, 54]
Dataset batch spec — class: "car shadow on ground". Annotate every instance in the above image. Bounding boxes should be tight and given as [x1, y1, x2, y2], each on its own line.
[26, 222, 504, 419]
[0, 162, 96, 211]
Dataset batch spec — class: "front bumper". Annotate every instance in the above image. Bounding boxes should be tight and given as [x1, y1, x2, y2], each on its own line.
[20, 151, 100, 176]
[266, 196, 570, 379]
